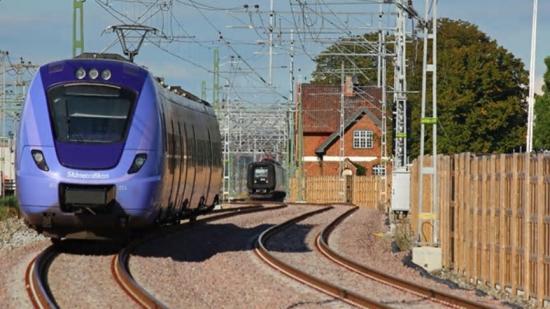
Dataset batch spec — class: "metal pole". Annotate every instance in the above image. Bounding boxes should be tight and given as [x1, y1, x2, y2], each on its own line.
[213, 48, 220, 112]
[381, 30, 388, 202]
[431, 0, 439, 245]
[296, 83, 304, 202]
[377, 4, 383, 88]
[417, 0, 438, 246]
[72, 0, 85, 57]
[1, 52, 6, 138]
[268, 0, 274, 86]
[393, 0, 408, 170]
[417, 0, 429, 245]
[339, 62, 346, 201]
[526, 0, 538, 152]
[201, 80, 207, 101]
[287, 30, 295, 193]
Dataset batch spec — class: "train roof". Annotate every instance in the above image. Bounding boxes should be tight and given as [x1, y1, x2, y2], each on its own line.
[75, 52, 130, 62]
[73, 52, 211, 107]
[154, 77, 211, 107]
[250, 158, 282, 166]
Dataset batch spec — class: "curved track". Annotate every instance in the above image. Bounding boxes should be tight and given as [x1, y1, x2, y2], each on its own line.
[255, 206, 389, 309]
[316, 207, 490, 309]
[112, 203, 287, 308]
[25, 245, 60, 309]
[25, 204, 285, 309]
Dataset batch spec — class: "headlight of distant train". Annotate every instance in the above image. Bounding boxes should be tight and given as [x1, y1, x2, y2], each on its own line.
[128, 153, 147, 174]
[31, 150, 49, 171]
[89, 68, 99, 80]
[101, 69, 111, 80]
[75, 68, 86, 80]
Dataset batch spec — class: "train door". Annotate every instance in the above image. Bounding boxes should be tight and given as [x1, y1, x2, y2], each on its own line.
[176, 121, 187, 211]
[188, 124, 198, 209]
[183, 123, 194, 209]
[171, 119, 183, 213]
[167, 120, 177, 210]
[159, 101, 172, 211]
[194, 123, 205, 207]
[205, 129, 213, 205]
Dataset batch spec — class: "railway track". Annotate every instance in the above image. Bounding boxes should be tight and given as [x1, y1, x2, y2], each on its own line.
[255, 206, 389, 309]
[25, 203, 285, 309]
[315, 207, 491, 309]
[256, 205, 491, 309]
[25, 244, 59, 309]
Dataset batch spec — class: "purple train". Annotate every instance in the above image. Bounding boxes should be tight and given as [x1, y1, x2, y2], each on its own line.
[16, 53, 222, 239]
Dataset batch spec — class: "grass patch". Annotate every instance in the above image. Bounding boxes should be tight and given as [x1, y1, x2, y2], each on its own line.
[0, 195, 19, 221]
[394, 219, 414, 252]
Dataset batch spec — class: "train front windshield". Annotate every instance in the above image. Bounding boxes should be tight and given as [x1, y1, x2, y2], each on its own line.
[254, 167, 269, 182]
[47, 85, 135, 143]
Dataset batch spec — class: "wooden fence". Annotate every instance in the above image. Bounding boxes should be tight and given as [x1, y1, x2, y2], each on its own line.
[410, 153, 550, 304]
[288, 175, 385, 208]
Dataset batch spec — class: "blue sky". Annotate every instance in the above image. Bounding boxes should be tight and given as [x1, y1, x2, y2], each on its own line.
[0, 0, 548, 100]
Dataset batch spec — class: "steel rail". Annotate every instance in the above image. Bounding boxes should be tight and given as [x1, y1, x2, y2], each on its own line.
[316, 207, 491, 309]
[255, 206, 389, 309]
[25, 244, 60, 309]
[113, 203, 287, 308]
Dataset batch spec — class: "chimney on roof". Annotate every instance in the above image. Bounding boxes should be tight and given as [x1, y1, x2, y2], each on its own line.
[344, 75, 354, 97]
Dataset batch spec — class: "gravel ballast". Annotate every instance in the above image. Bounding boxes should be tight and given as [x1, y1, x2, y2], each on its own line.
[0, 217, 46, 250]
[0, 216, 49, 309]
[46, 240, 138, 308]
[330, 207, 510, 308]
[129, 204, 346, 308]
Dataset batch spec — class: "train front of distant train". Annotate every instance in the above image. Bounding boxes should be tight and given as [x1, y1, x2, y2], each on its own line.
[247, 159, 286, 200]
[16, 53, 222, 239]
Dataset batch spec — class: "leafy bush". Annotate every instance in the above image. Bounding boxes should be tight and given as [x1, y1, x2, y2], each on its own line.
[0, 195, 18, 220]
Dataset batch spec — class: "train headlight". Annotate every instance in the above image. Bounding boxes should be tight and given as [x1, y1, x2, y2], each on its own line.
[101, 69, 112, 80]
[128, 153, 147, 174]
[89, 68, 99, 80]
[31, 150, 49, 171]
[75, 68, 86, 80]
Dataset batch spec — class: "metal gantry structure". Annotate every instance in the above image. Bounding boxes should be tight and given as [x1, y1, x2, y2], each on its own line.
[393, 0, 409, 171]
[91, 1, 438, 220]
[0, 52, 39, 138]
[0, 51, 39, 191]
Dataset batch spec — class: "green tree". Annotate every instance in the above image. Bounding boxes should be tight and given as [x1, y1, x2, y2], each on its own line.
[533, 57, 550, 150]
[312, 19, 528, 156]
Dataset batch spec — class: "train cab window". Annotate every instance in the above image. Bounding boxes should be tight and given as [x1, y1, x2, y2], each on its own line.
[47, 85, 135, 143]
[254, 167, 269, 183]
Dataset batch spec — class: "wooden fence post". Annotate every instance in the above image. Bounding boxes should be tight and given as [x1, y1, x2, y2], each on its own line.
[465, 153, 472, 278]
[536, 154, 545, 304]
[480, 156, 488, 283]
[489, 154, 497, 287]
[452, 154, 460, 270]
[499, 154, 507, 289]
[524, 153, 531, 297]
[511, 153, 519, 294]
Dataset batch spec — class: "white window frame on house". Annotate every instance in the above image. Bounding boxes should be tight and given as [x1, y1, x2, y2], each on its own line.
[352, 130, 374, 149]
[373, 164, 386, 176]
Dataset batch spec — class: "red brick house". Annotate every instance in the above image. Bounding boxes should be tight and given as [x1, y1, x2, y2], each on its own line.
[297, 82, 384, 177]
